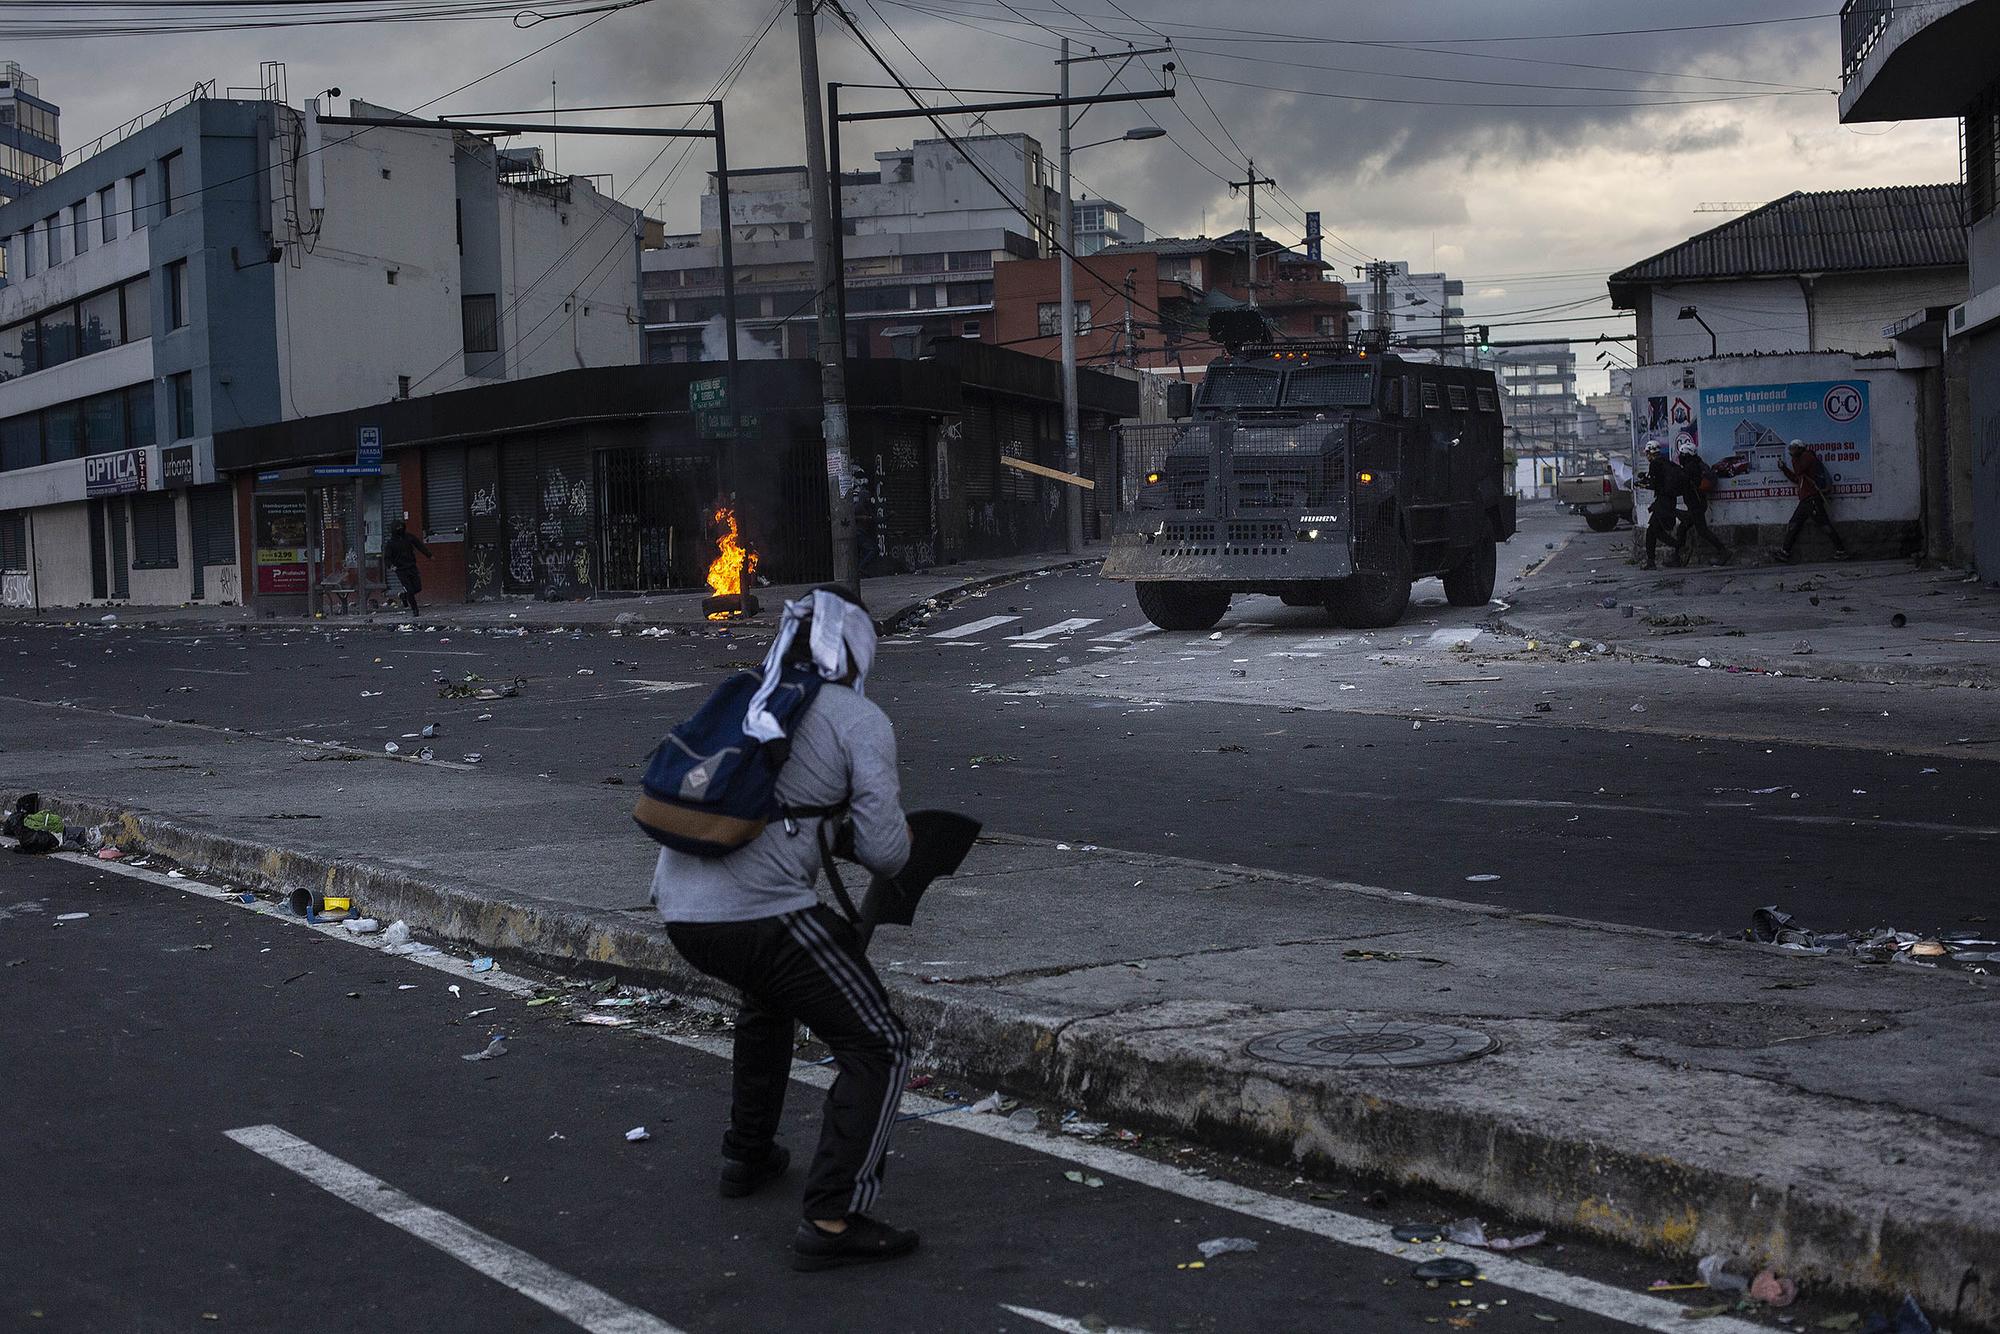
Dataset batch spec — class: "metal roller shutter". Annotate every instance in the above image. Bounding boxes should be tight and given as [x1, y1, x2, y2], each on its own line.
[500, 441, 537, 592]
[425, 444, 468, 535]
[534, 435, 597, 595]
[191, 485, 236, 567]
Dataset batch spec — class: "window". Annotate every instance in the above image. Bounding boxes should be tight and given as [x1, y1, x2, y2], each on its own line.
[0, 413, 38, 470]
[385, 268, 399, 285]
[127, 171, 149, 228]
[0, 511, 24, 572]
[72, 202, 88, 257]
[1314, 315, 1341, 337]
[171, 372, 195, 440]
[461, 294, 499, 353]
[1970, 82, 2000, 222]
[166, 260, 189, 330]
[946, 250, 991, 271]
[962, 320, 981, 337]
[17, 228, 32, 279]
[1285, 365, 1375, 409]
[132, 493, 179, 569]
[903, 252, 945, 274]
[122, 273, 151, 341]
[0, 323, 26, 382]
[1036, 301, 1092, 336]
[160, 151, 182, 218]
[1420, 380, 1442, 410]
[945, 281, 992, 307]
[397, 375, 411, 399]
[127, 382, 155, 447]
[79, 289, 123, 357]
[43, 402, 82, 461]
[82, 390, 126, 452]
[1475, 387, 1498, 413]
[1447, 384, 1469, 411]
[43, 214, 60, 267]
[36, 303, 78, 368]
[99, 185, 117, 242]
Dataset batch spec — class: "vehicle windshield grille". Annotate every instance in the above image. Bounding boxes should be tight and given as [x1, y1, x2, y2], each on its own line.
[1197, 367, 1282, 410]
[1283, 365, 1373, 408]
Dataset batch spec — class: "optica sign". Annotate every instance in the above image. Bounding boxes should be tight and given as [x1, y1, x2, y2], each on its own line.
[83, 448, 148, 497]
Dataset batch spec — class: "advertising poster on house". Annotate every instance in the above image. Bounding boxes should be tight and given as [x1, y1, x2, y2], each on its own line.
[1696, 381, 1871, 502]
[254, 495, 310, 595]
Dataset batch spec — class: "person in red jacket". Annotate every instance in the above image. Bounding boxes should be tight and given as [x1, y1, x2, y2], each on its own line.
[1770, 441, 1851, 563]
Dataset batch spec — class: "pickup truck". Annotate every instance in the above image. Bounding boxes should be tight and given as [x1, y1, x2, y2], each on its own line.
[1555, 457, 1634, 532]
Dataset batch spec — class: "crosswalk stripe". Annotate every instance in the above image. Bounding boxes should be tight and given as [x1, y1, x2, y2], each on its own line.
[929, 615, 1020, 639]
[1090, 624, 1158, 644]
[1007, 618, 1101, 641]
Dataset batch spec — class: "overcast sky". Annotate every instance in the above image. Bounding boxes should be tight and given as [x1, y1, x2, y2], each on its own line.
[21, 0, 1961, 391]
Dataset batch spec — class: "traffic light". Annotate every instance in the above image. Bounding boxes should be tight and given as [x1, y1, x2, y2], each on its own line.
[1477, 325, 1492, 354]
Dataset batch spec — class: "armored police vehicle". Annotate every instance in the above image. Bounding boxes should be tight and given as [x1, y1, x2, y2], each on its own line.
[1102, 314, 1516, 631]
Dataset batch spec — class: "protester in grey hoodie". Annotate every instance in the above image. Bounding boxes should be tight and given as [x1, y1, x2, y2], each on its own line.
[653, 586, 920, 1272]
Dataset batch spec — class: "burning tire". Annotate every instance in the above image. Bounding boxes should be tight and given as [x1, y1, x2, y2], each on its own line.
[1326, 516, 1411, 628]
[1442, 527, 1498, 607]
[1135, 581, 1231, 632]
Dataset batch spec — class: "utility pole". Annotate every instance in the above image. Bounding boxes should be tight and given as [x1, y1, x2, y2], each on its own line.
[1058, 36, 1081, 554]
[1122, 268, 1137, 370]
[1230, 161, 1274, 306]
[1052, 41, 1172, 556]
[796, 0, 859, 591]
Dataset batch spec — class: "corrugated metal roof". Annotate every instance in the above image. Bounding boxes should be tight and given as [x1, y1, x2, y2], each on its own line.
[1607, 185, 1965, 293]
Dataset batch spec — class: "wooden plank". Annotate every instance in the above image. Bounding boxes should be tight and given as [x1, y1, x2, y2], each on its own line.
[1000, 455, 1096, 490]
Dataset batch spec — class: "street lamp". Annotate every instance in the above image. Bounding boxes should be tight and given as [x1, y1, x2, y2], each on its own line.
[1678, 304, 1717, 358]
[1060, 118, 1166, 553]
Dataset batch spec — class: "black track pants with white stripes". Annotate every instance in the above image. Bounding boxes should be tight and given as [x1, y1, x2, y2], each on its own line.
[667, 905, 911, 1221]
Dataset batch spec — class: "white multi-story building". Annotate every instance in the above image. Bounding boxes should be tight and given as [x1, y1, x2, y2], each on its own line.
[1073, 197, 1142, 255]
[0, 88, 640, 608]
[1350, 260, 1466, 360]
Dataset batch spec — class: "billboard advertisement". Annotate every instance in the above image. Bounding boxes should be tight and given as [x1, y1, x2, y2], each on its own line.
[1696, 380, 1871, 502]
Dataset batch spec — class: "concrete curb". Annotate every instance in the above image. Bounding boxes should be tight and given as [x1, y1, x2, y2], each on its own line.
[30, 792, 1998, 1328]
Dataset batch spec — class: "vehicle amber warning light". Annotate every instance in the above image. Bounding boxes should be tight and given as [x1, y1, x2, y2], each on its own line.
[1358, 472, 1375, 484]
[1145, 471, 1162, 485]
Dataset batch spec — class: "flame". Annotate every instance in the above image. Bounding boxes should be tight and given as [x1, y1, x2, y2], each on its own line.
[705, 506, 756, 617]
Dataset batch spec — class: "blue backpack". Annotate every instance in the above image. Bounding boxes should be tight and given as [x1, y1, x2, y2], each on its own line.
[633, 664, 838, 856]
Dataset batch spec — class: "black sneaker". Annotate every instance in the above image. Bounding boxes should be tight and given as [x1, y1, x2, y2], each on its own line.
[1832, 549, 1853, 561]
[1769, 549, 1793, 564]
[719, 1144, 791, 1199]
[790, 1214, 921, 1272]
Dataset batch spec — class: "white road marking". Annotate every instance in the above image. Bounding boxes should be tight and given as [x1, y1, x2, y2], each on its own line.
[1008, 618, 1102, 641]
[1762, 814, 2000, 837]
[125, 854, 1761, 1334]
[1008, 643, 1057, 650]
[616, 680, 701, 696]
[167, 667, 250, 677]
[930, 615, 1020, 639]
[1090, 624, 1159, 644]
[1442, 796, 1688, 818]
[224, 1125, 681, 1334]
[1266, 651, 1323, 659]
[1427, 627, 1484, 649]
[1002, 1305, 1154, 1334]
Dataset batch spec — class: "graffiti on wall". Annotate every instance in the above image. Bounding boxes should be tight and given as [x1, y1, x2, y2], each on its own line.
[1, 573, 30, 608]
[471, 485, 498, 519]
[468, 546, 498, 598]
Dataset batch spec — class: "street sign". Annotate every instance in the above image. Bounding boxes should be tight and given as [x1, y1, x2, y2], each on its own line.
[83, 448, 148, 497]
[356, 425, 383, 467]
[689, 377, 728, 412]
[311, 464, 383, 478]
[696, 410, 759, 439]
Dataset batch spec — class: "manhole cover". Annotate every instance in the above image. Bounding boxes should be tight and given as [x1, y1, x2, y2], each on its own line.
[1246, 1021, 1496, 1069]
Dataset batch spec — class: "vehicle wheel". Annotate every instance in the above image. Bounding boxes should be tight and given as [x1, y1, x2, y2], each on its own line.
[1326, 516, 1411, 628]
[1443, 527, 1498, 607]
[1135, 582, 1231, 632]
[1584, 511, 1620, 533]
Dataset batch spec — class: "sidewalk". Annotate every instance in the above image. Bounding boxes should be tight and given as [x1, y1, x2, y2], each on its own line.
[0, 549, 1097, 634]
[15, 728, 1998, 1324]
[1502, 524, 2000, 688]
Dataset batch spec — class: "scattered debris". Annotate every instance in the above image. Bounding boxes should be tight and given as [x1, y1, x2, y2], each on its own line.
[343, 918, 382, 935]
[472, 957, 495, 972]
[624, 1126, 651, 1142]
[1392, 1224, 1445, 1243]
[1696, 1255, 1748, 1294]
[1007, 1109, 1039, 1131]
[1412, 1258, 1479, 1282]
[1445, 1218, 1545, 1251]
[381, 920, 439, 957]
[966, 1091, 1005, 1115]
[1749, 1269, 1797, 1308]
[1465, 874, 1501, 883]
[1197, 1237, 1258, 1259]
[55, 912, 90, 922]
[462, 1032, 508, 1062]
[575, 1013, 635, 1027]
[1062, 1170, 1105, 1188]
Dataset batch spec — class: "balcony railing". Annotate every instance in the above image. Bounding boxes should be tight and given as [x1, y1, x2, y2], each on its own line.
[1842, 0, 1895, 81]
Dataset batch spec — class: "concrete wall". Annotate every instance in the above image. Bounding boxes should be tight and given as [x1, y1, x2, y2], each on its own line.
[1628, 352, 1923, 556]
[498, 176, 640, 379]
[271, 121, 460, 419]
[1635, 271, 1967, 362]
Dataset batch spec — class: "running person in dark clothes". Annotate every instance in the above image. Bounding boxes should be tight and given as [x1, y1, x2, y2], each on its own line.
[1637, 441, 1684, 571]
[653, 586, 920, 1272]
[1771, 440, 1851, 563]
[383, 521, 431, 612]
[1673, 443, 1732, 565]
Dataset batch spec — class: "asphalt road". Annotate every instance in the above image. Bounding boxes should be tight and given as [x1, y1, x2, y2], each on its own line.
[3, 509, 1996, 936]
[3, 851, 1707, 1334]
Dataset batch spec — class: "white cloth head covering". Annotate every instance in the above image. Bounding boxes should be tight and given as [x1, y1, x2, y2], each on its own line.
[742, 588, 877, 742]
